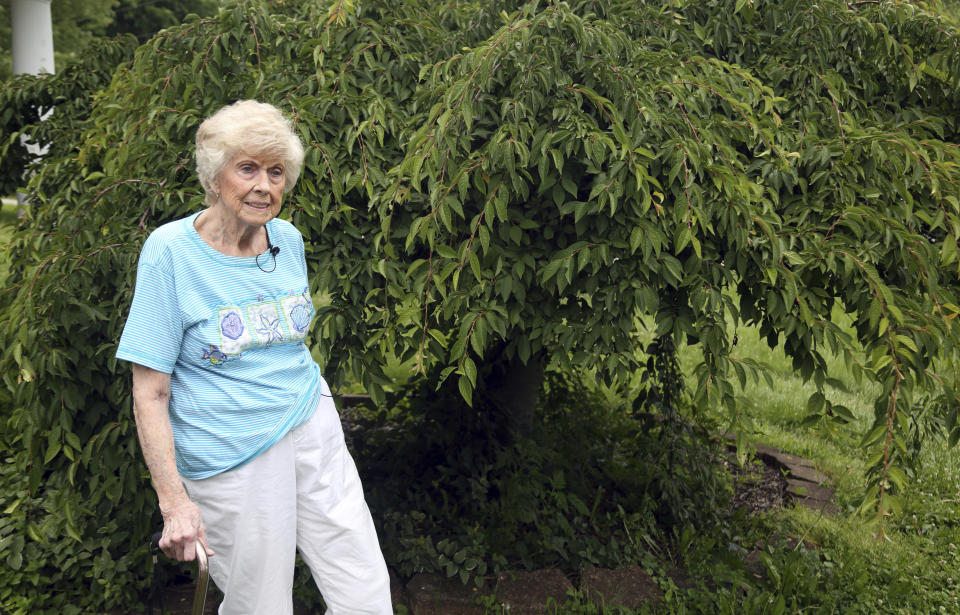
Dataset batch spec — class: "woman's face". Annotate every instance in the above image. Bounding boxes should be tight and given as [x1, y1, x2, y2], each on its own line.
[212, 151, 285, 228]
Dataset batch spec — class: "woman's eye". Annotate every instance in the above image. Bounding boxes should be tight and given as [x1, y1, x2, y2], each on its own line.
[270, 168, 284, 178]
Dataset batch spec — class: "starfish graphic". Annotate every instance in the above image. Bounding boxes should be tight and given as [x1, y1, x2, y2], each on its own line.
[256, 312, 284, 345]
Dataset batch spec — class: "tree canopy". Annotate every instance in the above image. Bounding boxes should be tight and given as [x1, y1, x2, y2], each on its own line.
[1, 0, 959, 611]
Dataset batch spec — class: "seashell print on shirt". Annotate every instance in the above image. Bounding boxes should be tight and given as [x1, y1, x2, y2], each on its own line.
[212, 287, 314, 359]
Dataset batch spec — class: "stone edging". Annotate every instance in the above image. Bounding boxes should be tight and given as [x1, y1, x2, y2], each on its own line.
[747, 442, 838, 515]
[720, 432, 839, 515]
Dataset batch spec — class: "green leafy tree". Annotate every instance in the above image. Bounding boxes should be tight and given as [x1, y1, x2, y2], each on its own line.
[106, 0, 221, 41]
[47, 0, 121, 71]
[0, 34, 137, 198]
[1, 0, 959, 611]
[0, 0, 221, 81]
[0, 0, 221, 195]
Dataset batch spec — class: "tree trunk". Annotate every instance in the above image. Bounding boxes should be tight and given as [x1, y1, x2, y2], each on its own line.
[481, 349, 546, 443]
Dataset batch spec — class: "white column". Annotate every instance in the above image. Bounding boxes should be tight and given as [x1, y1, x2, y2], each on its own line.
[11, 0, 55, 75]
[9, 0, 55, 212]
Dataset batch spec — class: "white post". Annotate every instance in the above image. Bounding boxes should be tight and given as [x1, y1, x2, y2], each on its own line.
[10, 0, 55, 214]
[11, 0, 55, 75]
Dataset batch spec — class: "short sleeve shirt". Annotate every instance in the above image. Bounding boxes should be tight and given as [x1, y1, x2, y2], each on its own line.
[116, 212, 323, 479]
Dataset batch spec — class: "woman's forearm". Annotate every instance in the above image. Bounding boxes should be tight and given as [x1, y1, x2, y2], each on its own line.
[131, 365, 189, 510]
[131, 364, 211, 560]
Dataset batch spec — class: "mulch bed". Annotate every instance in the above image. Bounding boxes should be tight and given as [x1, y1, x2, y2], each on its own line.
[724, 450, 788, 515]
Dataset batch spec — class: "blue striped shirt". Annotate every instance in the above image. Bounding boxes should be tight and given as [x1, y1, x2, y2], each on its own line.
[117, 211, 322, 479]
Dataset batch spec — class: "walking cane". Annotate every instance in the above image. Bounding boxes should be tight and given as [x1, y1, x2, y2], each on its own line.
[148, 532, 210, 615]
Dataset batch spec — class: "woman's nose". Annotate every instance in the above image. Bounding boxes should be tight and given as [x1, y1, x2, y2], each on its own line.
[253, 170, 271, 191]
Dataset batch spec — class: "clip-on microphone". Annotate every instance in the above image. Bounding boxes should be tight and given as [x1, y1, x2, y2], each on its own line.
[266, 226, 281, 256]
[257, 226, 281, 273]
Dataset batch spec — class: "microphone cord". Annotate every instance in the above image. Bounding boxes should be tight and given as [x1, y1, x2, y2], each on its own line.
[256, 225, 280, 273]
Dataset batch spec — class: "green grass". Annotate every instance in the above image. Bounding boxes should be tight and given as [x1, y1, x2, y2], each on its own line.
[672, 316, 960, 613]
[555, 312, 960, 613]
[708, 315, 880, 504]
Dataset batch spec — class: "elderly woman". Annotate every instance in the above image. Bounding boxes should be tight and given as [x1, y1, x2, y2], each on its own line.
[116, 100, 392, 614]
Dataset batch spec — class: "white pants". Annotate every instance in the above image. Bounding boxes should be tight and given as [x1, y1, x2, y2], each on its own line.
[183, 398, 392, 615]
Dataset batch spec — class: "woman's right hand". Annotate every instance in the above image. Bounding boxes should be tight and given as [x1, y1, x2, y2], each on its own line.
[131, 364, 215, 562]
[159, 498, 214, 561]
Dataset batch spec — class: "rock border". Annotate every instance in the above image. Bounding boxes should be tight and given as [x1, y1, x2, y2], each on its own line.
[751, 443, 839, 515]
[720, 434, 838, 515]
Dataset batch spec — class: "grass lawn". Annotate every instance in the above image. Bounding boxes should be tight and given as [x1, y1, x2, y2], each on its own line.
[554, 315, 960, 614]
[663, 319, 960, 614]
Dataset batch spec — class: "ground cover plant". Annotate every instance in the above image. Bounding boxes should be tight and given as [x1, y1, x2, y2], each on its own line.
[1, 0, 959, 612]
[346, 320, 960, 614]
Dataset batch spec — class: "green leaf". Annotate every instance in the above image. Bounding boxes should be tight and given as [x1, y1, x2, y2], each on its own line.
[885, 466, 907, 491]
[880, 493, 903, 517]
[629, 226, 643, 253]
[674, 225, 691, 254]
[44, 440, 61, 464]
[782, 251, 805, 266]
[462, 356, 477, 387]
[7, 549, 23, 571]
[458, 374, 473, 407]
[806, 391, 826, 414]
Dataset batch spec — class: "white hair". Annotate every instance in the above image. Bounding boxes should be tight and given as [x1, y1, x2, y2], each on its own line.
[195, 100, 305, 199]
